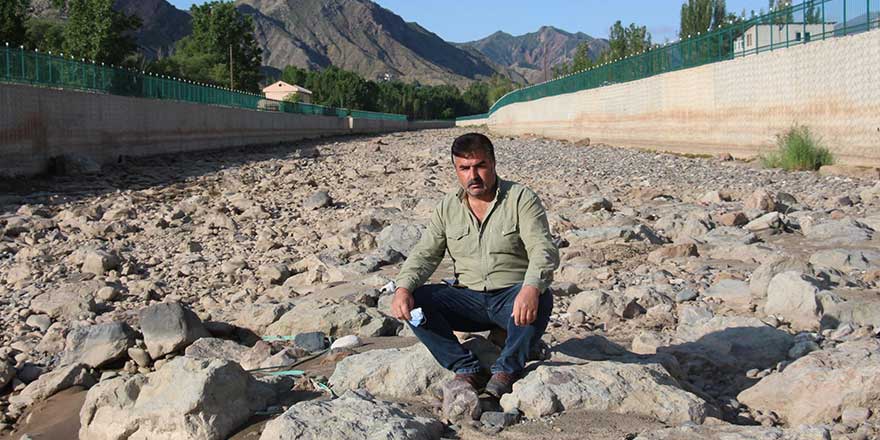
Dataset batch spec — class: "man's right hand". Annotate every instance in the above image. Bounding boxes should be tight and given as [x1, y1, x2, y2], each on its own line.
[391, 288, 415, 321]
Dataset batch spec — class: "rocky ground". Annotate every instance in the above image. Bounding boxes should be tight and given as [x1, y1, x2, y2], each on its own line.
[1, 127, 879, 439]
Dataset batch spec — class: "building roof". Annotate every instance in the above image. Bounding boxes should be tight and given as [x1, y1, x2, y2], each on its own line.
[262, 81, 313, 95]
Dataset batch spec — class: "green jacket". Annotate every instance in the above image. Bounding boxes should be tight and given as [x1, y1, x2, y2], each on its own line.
[396, 178, 559, 293]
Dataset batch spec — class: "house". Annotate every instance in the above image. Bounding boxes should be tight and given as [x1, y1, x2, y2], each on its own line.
[262, 81, 313, 103]
[733, 22, 833, 56]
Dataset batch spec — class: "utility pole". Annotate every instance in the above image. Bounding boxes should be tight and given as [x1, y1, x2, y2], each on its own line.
[229, 43, 234, 89]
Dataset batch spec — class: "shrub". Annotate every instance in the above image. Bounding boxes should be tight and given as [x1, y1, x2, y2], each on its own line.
[761, 125, 834, 171]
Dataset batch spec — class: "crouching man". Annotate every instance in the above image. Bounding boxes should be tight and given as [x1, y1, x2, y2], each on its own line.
[391, 132, 559, 398]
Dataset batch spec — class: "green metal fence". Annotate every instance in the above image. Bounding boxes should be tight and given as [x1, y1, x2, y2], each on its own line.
[457, 0, 878, 122]
[0, 42, 407, 121]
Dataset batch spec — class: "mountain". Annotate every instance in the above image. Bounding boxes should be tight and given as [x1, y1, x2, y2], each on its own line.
[460, 26, 609, 84]
[29, 0, 525, 86]
[28, 0, 192, 59]
[113, 0, 192, 59]
[235, 0, 523, 86]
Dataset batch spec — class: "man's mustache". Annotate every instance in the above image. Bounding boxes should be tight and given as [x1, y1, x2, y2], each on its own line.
[467, 178, 484, 186]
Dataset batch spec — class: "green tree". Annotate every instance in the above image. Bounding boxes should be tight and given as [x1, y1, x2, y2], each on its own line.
[804, 0, 822, 24]
[155, 1, 262, 92]
[569, 41, 594, 72]
[462, 80, 489, 114]
[25, 18, 66, 53]
[768, 0, 794, 24]
[680, 0, 727, 39]
[61, 0, 141, 64]
[1, 0, 29, 46]
[600, 21, 652, 63]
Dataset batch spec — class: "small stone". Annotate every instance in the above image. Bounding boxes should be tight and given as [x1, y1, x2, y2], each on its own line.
[717, 212, 748, 227]
[330, 335, 363, 350]
[96, 286, 120, 302]
[25, 314, 52, 332]
[675, 289, 698, 303]
[257, 264, 291, 285]
[82, 250, 121, 276]
[127, 348, 151, 368]
[480, 411, 519, 428]
[303, 191, 332, 209]
[744, 189, 776, 213]
[841, 407, 871, 425]
[582, 196, 612, 212]
[294, 332, 327, 353]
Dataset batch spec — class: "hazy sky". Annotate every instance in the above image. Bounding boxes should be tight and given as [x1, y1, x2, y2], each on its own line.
[169, 0, 773, 43]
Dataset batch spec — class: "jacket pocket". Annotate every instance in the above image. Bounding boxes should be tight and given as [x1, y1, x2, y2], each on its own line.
[491, 221, 522, 254]
[445, 224, 472, 257]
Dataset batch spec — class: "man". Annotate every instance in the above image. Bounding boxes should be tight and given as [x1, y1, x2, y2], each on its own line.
[391, 132, 559, 398]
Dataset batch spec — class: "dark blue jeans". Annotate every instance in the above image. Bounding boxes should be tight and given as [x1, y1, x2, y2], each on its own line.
[408, 283, 553, 375]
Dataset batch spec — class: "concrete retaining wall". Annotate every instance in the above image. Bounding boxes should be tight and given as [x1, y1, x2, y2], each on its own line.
[488, 29, 880, 166]
[456, 118, 488, 127]
[0, 83, 453, 177]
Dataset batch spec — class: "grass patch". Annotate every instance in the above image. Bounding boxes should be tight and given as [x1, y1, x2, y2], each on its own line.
[761, 125, 834, 171]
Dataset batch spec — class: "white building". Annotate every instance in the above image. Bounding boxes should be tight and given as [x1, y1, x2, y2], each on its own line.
[733, 23, 833, 55]
[262, 81, 313, 103]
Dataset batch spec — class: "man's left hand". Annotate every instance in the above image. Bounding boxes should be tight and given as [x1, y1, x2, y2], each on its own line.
[512, 285, 541, 327]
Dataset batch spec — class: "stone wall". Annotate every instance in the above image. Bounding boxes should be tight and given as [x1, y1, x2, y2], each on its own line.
[488, 29, 880, 166]
[0, 83, 453, 177]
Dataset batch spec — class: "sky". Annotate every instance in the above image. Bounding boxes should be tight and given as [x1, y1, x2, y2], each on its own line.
[169, 0, 773, 43]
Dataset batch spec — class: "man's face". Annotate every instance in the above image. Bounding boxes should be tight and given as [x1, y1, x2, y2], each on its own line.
[453, 150, 497, 198]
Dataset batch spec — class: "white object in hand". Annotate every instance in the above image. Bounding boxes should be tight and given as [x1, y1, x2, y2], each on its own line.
[409, 307, 425, 327]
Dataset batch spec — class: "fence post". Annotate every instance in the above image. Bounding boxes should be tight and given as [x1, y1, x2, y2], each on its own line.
[822, 0, 826, 39]
[844, 0, 848, 35]
[20, 46, 24, 81]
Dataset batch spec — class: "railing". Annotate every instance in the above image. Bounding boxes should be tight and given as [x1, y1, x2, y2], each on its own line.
[0, 42, 407, 121]
[456, 0, 878, 121]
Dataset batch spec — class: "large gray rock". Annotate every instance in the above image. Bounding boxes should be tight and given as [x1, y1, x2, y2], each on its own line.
[259, 389, 444, 440]
[499, 362, 708, 424]
[824, 300, 880, 328]
[377, 223, 424, 257]
[809, 248, 880, 273]
[804, 219, 872, 244]
[664, 315, 793, 371]
[232, 303, 292, 334]
[82, 250, 121, 275]
[635, 425, 831, 440]
[567, 290, 616, 320]
[79, 357, 274, 440]
[266, 299, 400, 338]
[764, 272, 831, 331]
[330, 344, 450, 399]
[61, 322, 136, 368]
[750, 256, 812, 300]
[138, 302, 210, 359]
[738, 339, 880, 425]
[330, 339, 499, 399]
[183, 338, 271, 370]
[703, 279, 751, 308]
[10, 363, 96, 407]
[29, 286, 97, 320]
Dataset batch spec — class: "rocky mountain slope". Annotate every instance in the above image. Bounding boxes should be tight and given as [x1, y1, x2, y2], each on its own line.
[235, 0, 523, 85]
[460, 26, 610, 84]
[113, 0, 193, 59]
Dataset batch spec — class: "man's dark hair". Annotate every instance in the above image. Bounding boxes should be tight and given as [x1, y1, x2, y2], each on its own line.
[452, 133, 495, 162]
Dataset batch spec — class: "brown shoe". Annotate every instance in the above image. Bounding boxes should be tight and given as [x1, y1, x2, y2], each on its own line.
[485, 372, 517, 398]
[453, 370, 490, 391]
